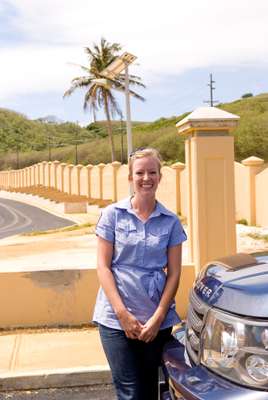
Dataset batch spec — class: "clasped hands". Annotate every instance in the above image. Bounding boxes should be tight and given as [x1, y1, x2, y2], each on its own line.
[118, 309, 163, 343]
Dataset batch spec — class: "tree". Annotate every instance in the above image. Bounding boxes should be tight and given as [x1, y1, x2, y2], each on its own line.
[241, 93, 253, 99]
[64, 38, 145, 161]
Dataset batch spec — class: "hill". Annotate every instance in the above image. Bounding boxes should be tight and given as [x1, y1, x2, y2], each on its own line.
[1, 93, 268, 169]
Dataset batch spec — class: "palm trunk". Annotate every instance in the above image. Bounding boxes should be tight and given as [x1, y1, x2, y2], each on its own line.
[104, 94, 116, 162]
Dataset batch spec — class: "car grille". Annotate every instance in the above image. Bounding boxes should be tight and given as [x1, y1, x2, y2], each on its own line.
[185, 289, 211, 364]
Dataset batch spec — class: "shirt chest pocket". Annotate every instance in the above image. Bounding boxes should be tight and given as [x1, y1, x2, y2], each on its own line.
[147, 226, 169, 250]
[115, 222, 138, 246]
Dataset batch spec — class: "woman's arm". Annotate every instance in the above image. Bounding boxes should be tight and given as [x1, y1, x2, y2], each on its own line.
[97, 236, 143, 339]
[139, 243, 182, 342]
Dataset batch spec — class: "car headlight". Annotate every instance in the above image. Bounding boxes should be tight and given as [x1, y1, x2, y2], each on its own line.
[201, 309, 268, 389]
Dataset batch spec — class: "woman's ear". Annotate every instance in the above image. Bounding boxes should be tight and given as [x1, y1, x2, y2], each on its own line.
[128, 174, 133, 182]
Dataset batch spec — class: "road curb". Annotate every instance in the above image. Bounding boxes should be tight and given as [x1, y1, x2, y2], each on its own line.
[0, 367, 112, 391]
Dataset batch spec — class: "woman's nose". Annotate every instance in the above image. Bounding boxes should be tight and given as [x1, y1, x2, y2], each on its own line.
[143, 172, 149, 180]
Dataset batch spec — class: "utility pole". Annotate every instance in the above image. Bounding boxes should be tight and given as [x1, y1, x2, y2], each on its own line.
[74, 121, 79, 165]
[204, 73, 219, 107]
[120, 117, 124, 163]
[16, 144, 19, 169]
[48, 133, 52, 161]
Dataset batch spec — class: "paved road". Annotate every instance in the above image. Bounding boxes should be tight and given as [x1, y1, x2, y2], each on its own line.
[0, 198, 74, 239]
[0, 385, 116, 400]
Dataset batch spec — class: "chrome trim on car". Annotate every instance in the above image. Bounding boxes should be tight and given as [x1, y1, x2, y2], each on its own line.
[185, 290, 211, 364]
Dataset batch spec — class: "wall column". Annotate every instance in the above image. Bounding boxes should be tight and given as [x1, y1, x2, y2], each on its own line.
[48, 162, 52, 188]
[241, 156, 264, 225]
[112, 161, 121, 202]
[86, 164, 93, 199]
[52, 160, 60, 189]
[67, 164, 74, 195]
[171, 162, 185, 215]
[60, 163, 67, 192]
[176, 107, 239, 273]
[41, 161, 46, 186]
[98, 163, 105, 200]
[76, 165, 83, 196]
[37, 163, 41, 186]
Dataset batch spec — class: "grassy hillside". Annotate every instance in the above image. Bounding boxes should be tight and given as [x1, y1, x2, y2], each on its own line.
[1, 93, 268, 170]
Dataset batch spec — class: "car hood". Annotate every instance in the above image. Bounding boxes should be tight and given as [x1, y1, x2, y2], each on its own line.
[194, 262, 268, 318]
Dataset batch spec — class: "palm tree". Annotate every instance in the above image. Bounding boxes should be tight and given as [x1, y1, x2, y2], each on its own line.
[64, 38, 145, 162]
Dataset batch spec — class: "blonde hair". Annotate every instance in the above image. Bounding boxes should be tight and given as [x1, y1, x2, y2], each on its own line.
[128, 148, 162, 176]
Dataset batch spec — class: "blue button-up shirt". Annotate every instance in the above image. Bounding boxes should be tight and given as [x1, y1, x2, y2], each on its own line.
[93, 197, 187, 330]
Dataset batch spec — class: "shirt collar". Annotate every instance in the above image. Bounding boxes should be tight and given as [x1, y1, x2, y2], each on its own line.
[115, 197, 174, 218]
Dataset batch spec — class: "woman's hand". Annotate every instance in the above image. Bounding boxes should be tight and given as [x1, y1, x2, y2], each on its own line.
[138, 314, 163, 343]
[117, 309, 143, 339]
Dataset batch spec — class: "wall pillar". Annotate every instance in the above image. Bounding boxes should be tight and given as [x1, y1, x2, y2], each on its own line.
[112, 161, 121, 202]
[37, 163, 41, 186]
[171, 162, 185, 215]
[241, 156, 264, 225]
[52, 160, 60, 189]
[48, 161, 52, 188]
[29, 166, 34, 186]
[60, 163, 67, 192]
[98, 163, 105, 200]
[86, 164, 93, 199]
[8, 171, 12, 189]
[76, 165, 84, 196]
[67, 164, 74, 195]
[176, 107, 239, 273]
[41, 161, 46, 186]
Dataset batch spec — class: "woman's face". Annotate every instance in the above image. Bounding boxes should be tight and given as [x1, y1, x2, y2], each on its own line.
[129, 156, 161, 197]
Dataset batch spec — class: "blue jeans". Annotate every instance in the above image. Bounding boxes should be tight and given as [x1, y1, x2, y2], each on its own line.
[99, 324, 172, 400]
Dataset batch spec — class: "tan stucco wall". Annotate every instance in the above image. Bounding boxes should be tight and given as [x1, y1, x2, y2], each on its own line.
[56, 164, 63, 191]
[256, 167, 268, 227]
[2, 158, 268, 227]
[117, 165, 129, 200]
[80, 167, 89, 197]
[0, 269, 98, 328]
[157, 166, 177, 213]
[63, 165, 70, 194]
[180, 168, 188, 217]
[102, 164, 113, 200]
[0, 265, 195, 328]
[91, 166, 101, 199]
[175, 264, 196, 319]
[71, 166, 79, 195]
[234, 161, 250, 222]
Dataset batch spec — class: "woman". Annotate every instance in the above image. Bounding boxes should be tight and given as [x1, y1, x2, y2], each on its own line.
[93, 148, 186, 400]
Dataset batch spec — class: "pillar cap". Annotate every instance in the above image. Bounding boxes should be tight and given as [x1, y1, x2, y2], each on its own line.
[98, 163, 106, 168]
[171, 162, 185, 170]
[242, 156, 265, 166]
[112, 161, 121, 168]
[176, 106, 240, 135]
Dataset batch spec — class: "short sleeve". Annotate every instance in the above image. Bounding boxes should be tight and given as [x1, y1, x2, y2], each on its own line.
[95, 205, 115, 243]
[168, 218, 187, 247]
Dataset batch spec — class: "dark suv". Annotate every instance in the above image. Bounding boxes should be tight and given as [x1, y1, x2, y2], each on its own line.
[162, 252, 268, 399]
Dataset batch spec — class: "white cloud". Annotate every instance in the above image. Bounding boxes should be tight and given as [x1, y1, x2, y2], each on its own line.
[2, 0, 268, 99]
[0, 45, 87, 100]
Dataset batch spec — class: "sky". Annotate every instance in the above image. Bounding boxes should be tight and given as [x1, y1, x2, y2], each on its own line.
[1, 0, 268, 125]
